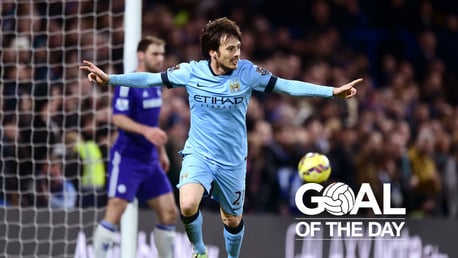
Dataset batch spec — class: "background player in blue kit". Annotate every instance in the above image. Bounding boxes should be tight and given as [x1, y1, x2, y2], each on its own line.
[92, 36, 178, 258]
[81, 17, 362, 258]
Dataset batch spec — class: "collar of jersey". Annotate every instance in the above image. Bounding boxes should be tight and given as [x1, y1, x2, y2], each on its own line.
[207, 60, 233, 76]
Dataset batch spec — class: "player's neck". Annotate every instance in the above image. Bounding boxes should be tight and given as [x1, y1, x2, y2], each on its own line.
[209, 60, 231, 76]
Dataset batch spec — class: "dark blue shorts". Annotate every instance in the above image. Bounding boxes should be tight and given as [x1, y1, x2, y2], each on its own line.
[107, 151, 173, 202]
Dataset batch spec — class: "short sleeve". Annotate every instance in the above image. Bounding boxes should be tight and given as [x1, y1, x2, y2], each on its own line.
[241, 61, 277, 93]
[161, 62, 192, 89]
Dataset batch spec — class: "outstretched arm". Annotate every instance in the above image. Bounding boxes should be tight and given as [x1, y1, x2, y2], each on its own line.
[79, 60, 163, 88]
[273, 78, 362, 99]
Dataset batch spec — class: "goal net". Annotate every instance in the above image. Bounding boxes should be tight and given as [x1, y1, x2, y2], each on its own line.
[0, 1, 125, 257]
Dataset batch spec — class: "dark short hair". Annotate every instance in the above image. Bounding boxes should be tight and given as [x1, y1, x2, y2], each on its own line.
[137, 36, 166, 52]
[200, 17, 242, 59]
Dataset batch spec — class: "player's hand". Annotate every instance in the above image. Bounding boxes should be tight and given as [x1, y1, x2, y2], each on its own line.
[79, 60, 109, 85]
[143, 127, 168, 146]
[332, 78, 363, 99]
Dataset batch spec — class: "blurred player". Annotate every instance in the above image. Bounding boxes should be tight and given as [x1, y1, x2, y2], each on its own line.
[81, 17, 362, 258]
[92, 36, 178, 258]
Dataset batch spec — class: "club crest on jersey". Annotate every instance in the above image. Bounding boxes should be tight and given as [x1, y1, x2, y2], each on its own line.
[256, 66, 270, 76]
[229, 79, 241, 93]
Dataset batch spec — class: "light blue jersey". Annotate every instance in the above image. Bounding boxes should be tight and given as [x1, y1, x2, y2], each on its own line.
[110, 59, 334, 168]
[163, 60, 275, 168]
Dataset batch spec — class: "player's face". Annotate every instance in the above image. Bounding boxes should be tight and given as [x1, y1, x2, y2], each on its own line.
[143, 44, 165, 73]
[210, 35, 240, 75]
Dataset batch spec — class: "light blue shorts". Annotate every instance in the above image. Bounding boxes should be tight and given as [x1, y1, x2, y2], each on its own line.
[177, 153, 246, 216]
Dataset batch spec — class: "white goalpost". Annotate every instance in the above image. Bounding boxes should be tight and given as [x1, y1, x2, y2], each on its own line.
[120, 1, 142, 258]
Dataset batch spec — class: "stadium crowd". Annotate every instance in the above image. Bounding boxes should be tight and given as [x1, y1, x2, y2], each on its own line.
[1, 0, 458, 218]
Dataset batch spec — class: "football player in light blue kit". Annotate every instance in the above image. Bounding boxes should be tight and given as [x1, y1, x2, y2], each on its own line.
[81, 17, 362, 258]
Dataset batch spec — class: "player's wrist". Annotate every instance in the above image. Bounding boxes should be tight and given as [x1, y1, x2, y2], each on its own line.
[332, 87, 344, 98]
[138, 124, 150, 135]
[106, 74, 113, 85]
[332, 87, 340, 96]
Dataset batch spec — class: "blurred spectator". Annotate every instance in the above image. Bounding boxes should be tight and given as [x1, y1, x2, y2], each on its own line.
[64, 130, 106, 208]
[30, 86, 62, 164]
[354, 131, 385, 215]
[261, 123, 305, 215]
[432, 121, 457, 217]
[303, 116, 331, 154]
[327, 126, 358, 190]
[445, 145, 458, 218]
[61, 81, 80, 131]
[0, 115, 33, 206]
[35, 152, 77, 209]
[407, 124, 442, 216]
[386, 122, 414, 210]
[245, 120, 276, 213]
